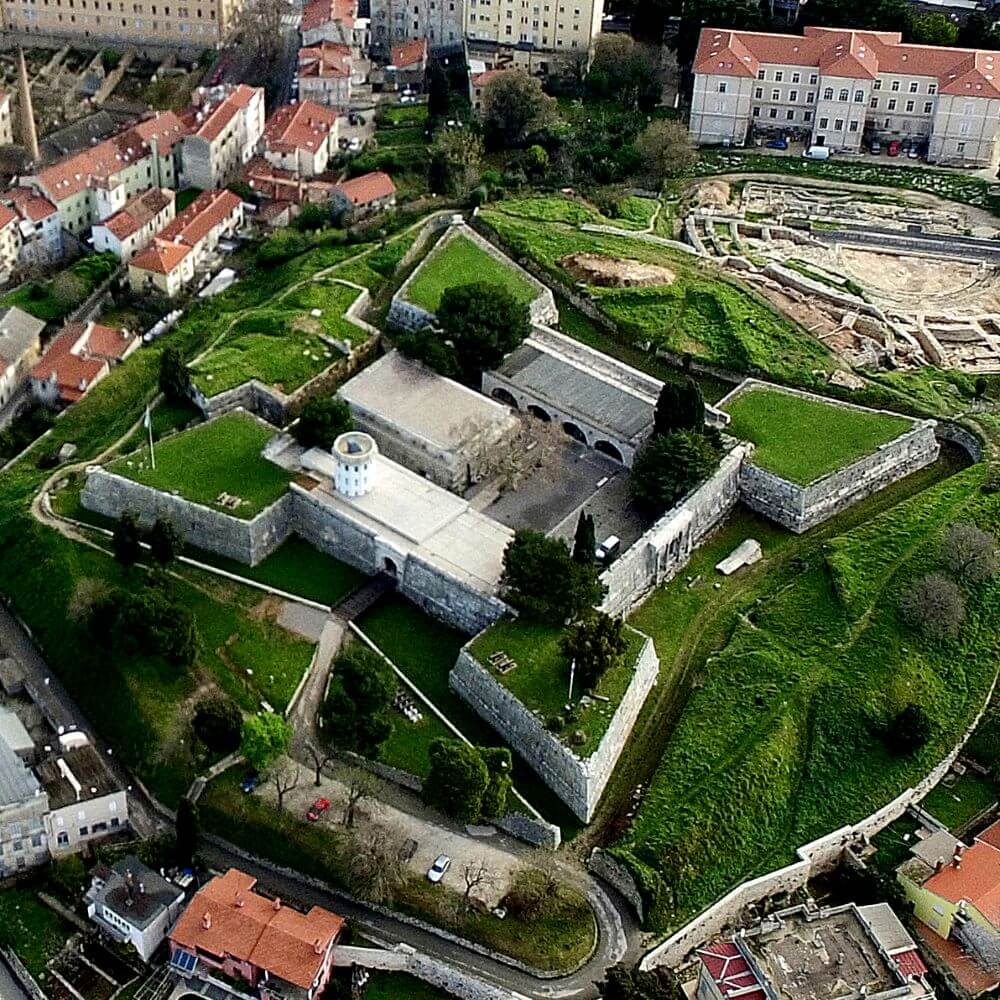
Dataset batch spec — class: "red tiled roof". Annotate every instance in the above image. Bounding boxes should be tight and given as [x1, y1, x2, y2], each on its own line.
[158, 189, 241, 249]
[333, 170, 396, 206]
[85, 322, 136, 361]
[976, 819, 1000, 852]
[894, 949, 929, 978]
[99, 188, 174, 241]
[472, 68, 514, 88]
[0, 204, 16, 230]
[697, 941, 768, 1000]
[120, 111, 189, 155]
[301, 0, 355, 32]
[169, 869, 343, 991]
[264, 101, 337, 154]
[130, 239, 192, 275]
[391, 38, 428, 70]
[194, 85, 261, 142]
[299, 41, 352, 79]
[30, 324, 110, 403]
[923, 836, 1000, 928]
[914, 921, 1000, 997]
[6, 187, 58, 222]
[694, 25, 1000, 97]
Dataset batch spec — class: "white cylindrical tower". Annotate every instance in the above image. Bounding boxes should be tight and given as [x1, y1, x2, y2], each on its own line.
[333, 432, 378, 498]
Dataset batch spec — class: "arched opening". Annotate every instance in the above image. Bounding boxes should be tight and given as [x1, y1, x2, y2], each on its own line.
[527, 404, 551, 422]
[594, 440, 624, 463]
[382, 557, 398, 578]
[491, 387, 519, 409]
[562, 421, 587, 444]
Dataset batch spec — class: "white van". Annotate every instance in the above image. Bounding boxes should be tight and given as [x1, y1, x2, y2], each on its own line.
[803, 145, 831, 161]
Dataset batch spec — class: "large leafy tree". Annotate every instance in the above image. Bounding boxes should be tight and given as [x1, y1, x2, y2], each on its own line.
[480, 747, 513, 820]
[436, 282, 531, 384]
[294, 396, 353, 451]
[635, 120, 697, 185]
[429, 128, 484, 199]
[481, 71, 556, 147]
[193, 696, 243, 754]
[240, 712, 292, 772]
[500, 530, 606, 624]
[159, 347, 192, 403]
[572, 510, 596, 565]
[423, 739, 490, 823]
[320, 645, 396, 757]
[587, 35, 662, 111]
[630, 431, 721, 516]
[561, 612, 627, 691]
[654, 378, 704, 436]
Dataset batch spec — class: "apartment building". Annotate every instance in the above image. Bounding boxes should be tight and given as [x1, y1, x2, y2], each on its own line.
[22, 111, 187, 237]
[300, 0, 365, 47]
[180, 85, 265, 190]
[0, 92, 12, 146]
[297, 42, 355, 108]
[2, 187, 63, 268]
[32, 320, 139, 406]
[370, 0, 463, 52]
[92, 187, 176, 261]
[0, 734, 48, 877]
[0, 0, 242, 49]
[261, 101, 338, 178]
[0, 306, 45, 413]
[690, 25, 1000, 167]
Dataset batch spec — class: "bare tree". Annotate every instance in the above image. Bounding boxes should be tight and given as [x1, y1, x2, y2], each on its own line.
[304, 743, 333, 787]
[238, 0, 285, 65]
[342, 769, 375, 828]
[344, 828, 406, 904]
[943, 523, 1000, 583]
[900, 573, 965, 638]
[270, 761, 301, 811]
[461, 860, 497, 910]
[635, 120, 697, 184]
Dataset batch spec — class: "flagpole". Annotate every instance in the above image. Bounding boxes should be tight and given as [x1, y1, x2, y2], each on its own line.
[146, 405, 156, 470]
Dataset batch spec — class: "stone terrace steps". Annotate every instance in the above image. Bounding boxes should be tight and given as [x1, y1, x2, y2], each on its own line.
[334, 572, 397, 622]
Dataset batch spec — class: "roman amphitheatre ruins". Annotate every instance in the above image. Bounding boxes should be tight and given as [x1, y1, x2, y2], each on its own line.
[683, 178, 1000, 376]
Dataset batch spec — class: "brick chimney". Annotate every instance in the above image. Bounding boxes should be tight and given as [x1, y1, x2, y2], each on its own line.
[314, 937, 323, 955]
[272, 897, 281, 911]
[202, 911, 212, 930]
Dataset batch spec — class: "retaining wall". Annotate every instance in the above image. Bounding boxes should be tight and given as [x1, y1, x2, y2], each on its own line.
[600, 447, 747, 617]
[81, 468, 293, 566]
[639, 664, 1000, 971]
[450, 634, 659, 822]
[390, 219, 558, 331]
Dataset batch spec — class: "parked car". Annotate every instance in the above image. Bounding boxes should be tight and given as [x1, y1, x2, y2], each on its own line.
[307, 798, 331, 822]
[765, 136, 788, 150]
[887, 140, 902, 156]
[868, 139, 882, 154]
[907, 146, 920, 159]
[802, 145, 831, 161]
[240, 771, 260, 794]
[427, 855, 452, 883]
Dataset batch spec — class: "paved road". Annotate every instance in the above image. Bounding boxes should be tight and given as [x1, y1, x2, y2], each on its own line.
[0, 956, 31, 1000]
[201, 840, 640, 1000]
[811, 225, 1000, 262]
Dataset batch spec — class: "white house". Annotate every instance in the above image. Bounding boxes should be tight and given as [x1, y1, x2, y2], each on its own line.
[298, 42, 354, 108]
[261, 101, 339, 178]
[0, 306, 45, 415]
[86, 856, 185, 962]
[92, 188, 176, 263]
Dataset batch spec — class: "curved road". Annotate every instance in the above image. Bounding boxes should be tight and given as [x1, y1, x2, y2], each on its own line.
[0, 603, 640, 1000]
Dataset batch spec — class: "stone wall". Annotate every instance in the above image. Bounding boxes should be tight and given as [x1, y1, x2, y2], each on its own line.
[639, 664, 1000, 971]
[588, 848, 645, 923]
[390, 219, 558, 331]
[601, 447, 747, 617]
[450, 633, 659, 822]
[720, 381, 940, 534]
[81, 468, 293, 566]
[399, 554, 508, 636]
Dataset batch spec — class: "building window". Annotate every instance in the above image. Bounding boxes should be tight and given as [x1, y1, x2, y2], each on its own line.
[789, 90, 798, 102]
[771, 89, 780, 100]
[928, 83, 937, 95]
[838, 88, 849, 101]
[57, 831, 69, 846]
[924, 101, 933, 114]
[891, 80, 900, 91]
[804, 110, 812, 122]
[718, 81, 727, 93]
[905, 100, 914, 112]
[819, 117, 828, 128]
[909, 81, 918, 93]
[752, 106, 760, 117]
[834, 118, 844, 130]
[854, 90, 863, 102]
[870, 97, 878, 108]
[957, 141, 966, 153]
[755, 87, 763, 99]
[768, 107, 777, 119]
[774, 70, 783, 81]
[849, 120, 859, 132]
[791, 72, 800, 83]
[809, 74, 817, 84]
[757, 69, 765, 80]
[79, 826, 88, 836]
[888, 99, 897, 110]
[806, 91, 815, 103]
[786, 109, 795, 120]
[873, 79, 882, 90]
[823, 87, 833, 100]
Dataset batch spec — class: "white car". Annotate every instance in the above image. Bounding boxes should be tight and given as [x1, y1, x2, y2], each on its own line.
[427, 854, 452, 883]
[348, 137, 362, 152]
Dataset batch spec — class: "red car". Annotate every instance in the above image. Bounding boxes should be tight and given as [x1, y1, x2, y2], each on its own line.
[306, 798, 331, 822]
[887, 140, 902, 157]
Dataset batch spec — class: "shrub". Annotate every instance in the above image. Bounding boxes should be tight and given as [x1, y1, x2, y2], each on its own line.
[942, 523, 999, 584]
[320, 645, 395, 757]
[193, 696, 243, 754]
[293, 396, 353, 451]
[423, 739, 489, 823]
[561, 612, 627, 690]
[883, 704, 933, 756]
[630, 431, 721, 516]
[900, 573, 965, 639]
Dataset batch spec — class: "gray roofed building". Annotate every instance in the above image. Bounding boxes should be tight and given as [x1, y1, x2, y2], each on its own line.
[482, 326, 659, 466]
[0, 730, 49, 876]
[0, 730, 41, 806]
[86, 855, 186, 961]
[910, 828, 962, 869]
[0, 305, 45, 414]
[0, 709, 34, 759]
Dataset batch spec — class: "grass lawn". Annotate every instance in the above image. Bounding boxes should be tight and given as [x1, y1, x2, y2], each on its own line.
[0, 252, 118, 323]
[107, 411, 290, 518]
[723, 386, 914, 484]
[0, 888, 73, 979]
[190, 280, 364, 398]
[613, 462, 998, 931]
[363, 972, 449, 1000]
[470, 619, 647, 757]
[187, 536, 365, 607]
[921, 772, 998, 832]
[404, 234, 537, 313]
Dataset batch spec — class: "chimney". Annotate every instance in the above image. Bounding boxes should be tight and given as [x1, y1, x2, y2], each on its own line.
[934, 857, 945, 873]
[314, 937, 323, 955]
[202, 911, 212, 929]
[234, 891, 244, 908]
[17, 48, 40, 164]
[139, 882, 145, 895]
[272, 897, 281, 911]
[953, 844, 965, 868]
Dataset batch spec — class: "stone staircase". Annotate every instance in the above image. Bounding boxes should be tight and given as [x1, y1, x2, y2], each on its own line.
[334, 573, 396, 622]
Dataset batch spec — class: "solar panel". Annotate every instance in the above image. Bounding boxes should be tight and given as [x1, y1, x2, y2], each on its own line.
[170, 949, 198, 973]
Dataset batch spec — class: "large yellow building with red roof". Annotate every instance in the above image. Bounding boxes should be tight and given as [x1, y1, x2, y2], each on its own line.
[690, 25, 1000, 167]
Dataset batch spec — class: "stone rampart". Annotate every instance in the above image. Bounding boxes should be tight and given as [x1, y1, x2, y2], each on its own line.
[720, 381, 939, 534]
[450, 633, 659, 822]
[601, 447, 746, 617]
[399, 554, 507, 636]
[639, 663, 1000, 971]
[390, 219, 558, 331]
[81, 468, 293, 565]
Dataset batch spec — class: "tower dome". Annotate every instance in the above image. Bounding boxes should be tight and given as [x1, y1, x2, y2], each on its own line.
[332, 431, 377, 497]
